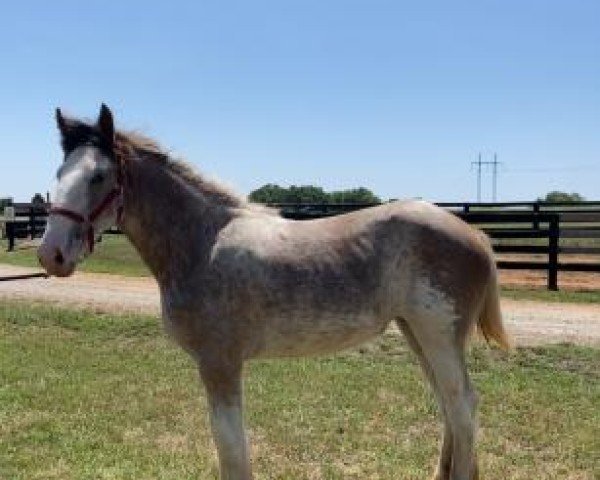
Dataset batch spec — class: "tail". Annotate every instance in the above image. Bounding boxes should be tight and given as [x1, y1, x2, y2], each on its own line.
[478, 258, 512, 350]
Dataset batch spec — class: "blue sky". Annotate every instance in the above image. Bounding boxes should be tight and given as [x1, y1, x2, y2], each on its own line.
[1, 0, 598, 202]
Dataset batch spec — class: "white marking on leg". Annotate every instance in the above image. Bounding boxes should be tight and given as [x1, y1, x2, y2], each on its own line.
[209, 400, 252, 480]
[427, 349, 477, 480]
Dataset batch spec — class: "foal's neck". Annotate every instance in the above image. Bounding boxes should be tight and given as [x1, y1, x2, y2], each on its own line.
[119, 154, 237, 284]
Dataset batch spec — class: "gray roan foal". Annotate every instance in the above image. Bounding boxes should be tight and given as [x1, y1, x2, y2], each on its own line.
[38, 105, 510, 480]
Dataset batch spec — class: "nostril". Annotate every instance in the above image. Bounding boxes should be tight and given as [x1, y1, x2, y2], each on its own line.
[54, 248, 65, 265]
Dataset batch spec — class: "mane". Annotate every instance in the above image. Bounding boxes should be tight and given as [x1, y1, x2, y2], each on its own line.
[59, 115, 275, 214]
[115, 130, 262, 211]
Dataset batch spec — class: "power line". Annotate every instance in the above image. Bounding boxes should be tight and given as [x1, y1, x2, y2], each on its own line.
[504, 164, 597, 173]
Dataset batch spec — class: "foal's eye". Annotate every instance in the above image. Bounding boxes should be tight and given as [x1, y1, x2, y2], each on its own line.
[90, 173, 105, 185]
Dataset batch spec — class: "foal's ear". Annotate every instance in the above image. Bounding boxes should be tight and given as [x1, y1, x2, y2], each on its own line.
[55, 108, 68, 136]
[97, 103, 115, 145]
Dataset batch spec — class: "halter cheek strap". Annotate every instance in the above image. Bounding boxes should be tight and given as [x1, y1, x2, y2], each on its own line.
[48, 185, 123, 254]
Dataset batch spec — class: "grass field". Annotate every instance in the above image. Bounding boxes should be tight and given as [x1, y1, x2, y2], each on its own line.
[0, 301, 598, 479]
[0, 235, 150, 277]
[500, 286, 600, 304]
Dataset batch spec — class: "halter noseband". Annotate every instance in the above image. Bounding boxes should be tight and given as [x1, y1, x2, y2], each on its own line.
[48, 168, 124, 254]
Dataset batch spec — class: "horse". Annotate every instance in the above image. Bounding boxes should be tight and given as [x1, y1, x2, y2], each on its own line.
[38, 104, 510, 480]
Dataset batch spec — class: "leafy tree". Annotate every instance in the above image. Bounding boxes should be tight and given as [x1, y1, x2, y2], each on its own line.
[329, 187, 381, 204]
[249, 184, 381, 204]
[248, 184, 289, 204]
[0, 197, 13, 209]
[285, 185, 329, 204]
[31, 193, 46, 205]
[539, 191, 585, 203]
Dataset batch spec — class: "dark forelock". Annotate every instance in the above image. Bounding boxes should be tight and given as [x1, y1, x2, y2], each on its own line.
[60, 119, 113, 157]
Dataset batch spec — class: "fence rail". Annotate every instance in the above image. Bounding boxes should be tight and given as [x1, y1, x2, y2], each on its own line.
[2, 203, 47, 251]
[458, 212, 562, 290]
[3, 200, 600, 290]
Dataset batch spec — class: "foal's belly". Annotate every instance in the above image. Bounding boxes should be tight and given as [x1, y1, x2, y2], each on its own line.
[252, 313, 390, 358]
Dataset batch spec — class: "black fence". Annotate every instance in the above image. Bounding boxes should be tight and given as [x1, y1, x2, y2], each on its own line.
[4, 200, 600, 290]
[3, 203, 48, 251]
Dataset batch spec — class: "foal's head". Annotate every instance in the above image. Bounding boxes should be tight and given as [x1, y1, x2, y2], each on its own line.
[38, 104, 123, 277]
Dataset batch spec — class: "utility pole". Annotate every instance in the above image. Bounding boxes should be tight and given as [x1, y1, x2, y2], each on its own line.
[471, 152, 501, 202]
[477, 153, 482, 202]
[492, 153, 498, 202]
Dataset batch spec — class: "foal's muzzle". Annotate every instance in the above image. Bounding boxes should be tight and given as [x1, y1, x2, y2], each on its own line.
[37, 241, 76, 277]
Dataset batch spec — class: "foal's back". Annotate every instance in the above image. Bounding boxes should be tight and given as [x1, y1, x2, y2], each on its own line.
[206, 200, 494, 358]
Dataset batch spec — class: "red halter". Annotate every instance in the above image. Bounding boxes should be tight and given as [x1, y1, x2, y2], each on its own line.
[48, 185, 123, 254]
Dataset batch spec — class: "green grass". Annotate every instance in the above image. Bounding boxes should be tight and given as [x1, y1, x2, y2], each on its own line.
[0, 301, 598, 479]
[0, 235, 149, 277]
[500, 286, 600, 303]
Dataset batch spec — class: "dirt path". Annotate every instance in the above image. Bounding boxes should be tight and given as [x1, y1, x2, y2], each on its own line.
[0, 264, 598, 347]
[0, 264, 160, 315]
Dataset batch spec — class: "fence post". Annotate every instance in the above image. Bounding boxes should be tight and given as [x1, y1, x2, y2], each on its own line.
[6, 222, 15, 252]
[533, 202, 540, 230]
[548, 215, 559, 291]
[29, 207, 35, 239]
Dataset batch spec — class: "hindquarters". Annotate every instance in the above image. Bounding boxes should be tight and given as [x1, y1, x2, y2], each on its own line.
[391, 204, 510, 350]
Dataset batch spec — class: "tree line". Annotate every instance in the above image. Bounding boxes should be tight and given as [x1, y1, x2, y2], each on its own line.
[249, 184, 587, 205]
[539, 191, 585, 203]
[0, 189, 587, 211]
[249, 184, 381, 204]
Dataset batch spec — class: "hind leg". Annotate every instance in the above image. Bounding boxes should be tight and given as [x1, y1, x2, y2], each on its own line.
[401, 313, 479, 480]
[397, 318, 453, 480]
